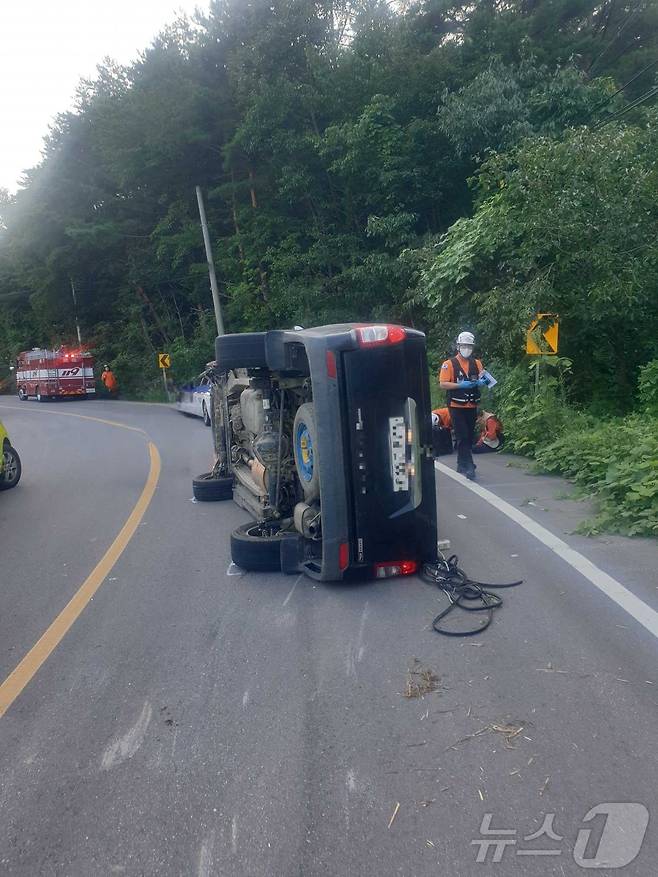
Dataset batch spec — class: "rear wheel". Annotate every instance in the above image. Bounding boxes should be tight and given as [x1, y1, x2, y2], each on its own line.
[192, 472, 233, 502]
[230, 521, 293, 572]
[215, 333, 267, 372]
[0, 445, 21, 490]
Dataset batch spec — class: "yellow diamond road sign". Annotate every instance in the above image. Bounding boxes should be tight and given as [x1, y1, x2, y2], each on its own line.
[526, 314, 559, 355]
[158, 352, 171, 369]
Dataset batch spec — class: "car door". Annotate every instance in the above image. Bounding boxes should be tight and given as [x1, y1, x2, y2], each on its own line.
[195, 377, 211, 419]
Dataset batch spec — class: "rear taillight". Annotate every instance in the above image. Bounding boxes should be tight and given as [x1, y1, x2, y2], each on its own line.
[339, 542, 350, 570]
[356, 325, 406, 347]
[374, 560, 418, 579]
[326, 350, 337, 378]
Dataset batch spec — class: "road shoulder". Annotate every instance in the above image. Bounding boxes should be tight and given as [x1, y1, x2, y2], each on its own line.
[435, 452, 658, 615]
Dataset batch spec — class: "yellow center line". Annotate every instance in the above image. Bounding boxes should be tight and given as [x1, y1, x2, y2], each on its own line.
[0, 438, 161, 719]
[0, 404, 148, 434]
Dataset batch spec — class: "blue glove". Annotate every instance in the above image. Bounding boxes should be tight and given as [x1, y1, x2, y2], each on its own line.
[457, 380, 477, 389]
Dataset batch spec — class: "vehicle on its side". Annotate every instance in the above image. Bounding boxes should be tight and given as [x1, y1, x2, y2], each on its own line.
[16, 347, 95, 402]
[193, 324, 438, 582]
[0, 419, 21, 491]
[176, 372, 212, 426]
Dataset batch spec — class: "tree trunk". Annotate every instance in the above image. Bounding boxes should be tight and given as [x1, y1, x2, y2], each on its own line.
[248, 167, 258, 209]
[136, 286, 170, 345]
[230, 169, 246, 262]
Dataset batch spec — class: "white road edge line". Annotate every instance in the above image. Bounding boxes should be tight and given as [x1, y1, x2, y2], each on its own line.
[435, 460, 658, 641]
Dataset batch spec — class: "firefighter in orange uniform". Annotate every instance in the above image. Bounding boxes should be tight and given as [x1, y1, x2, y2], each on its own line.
[101, 364, 119, 397]
[431, 407, 453, 456]
[439, 331, 487, 480]
[474, 410, 504, 453]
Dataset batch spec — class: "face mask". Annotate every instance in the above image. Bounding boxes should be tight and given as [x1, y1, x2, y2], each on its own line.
[459, 346, 473, 358]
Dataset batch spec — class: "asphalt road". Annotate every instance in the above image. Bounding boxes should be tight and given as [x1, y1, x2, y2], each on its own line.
[0, 397, 657, 876]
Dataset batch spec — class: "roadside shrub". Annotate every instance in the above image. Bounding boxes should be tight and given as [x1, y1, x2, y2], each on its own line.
[535, 416, 658, 536]
[488, 356, 658, 536]
[492, 356, 576, 456]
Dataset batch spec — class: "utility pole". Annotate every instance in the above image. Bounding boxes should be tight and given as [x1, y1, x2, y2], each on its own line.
[195, 185, 225, 336]
[70, 277, 82, 346]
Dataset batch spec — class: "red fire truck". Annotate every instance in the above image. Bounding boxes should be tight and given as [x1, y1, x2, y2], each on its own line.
[16, 347, 96, 402]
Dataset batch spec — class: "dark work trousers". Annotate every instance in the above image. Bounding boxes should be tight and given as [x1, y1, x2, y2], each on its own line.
[450, 406, 477, 474]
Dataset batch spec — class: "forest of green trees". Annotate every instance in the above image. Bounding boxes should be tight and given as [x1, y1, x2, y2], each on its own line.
[1, 0, 657, 533]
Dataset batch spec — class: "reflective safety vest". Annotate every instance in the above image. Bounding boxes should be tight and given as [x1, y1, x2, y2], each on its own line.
[447, 356, 481, 406]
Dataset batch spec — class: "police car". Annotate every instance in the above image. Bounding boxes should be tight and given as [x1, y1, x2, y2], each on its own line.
[176, 373, 212, 425]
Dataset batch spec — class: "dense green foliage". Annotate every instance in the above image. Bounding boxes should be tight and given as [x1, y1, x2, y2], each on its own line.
[0, 0, 656, 532]
[414, 118, 658, 410]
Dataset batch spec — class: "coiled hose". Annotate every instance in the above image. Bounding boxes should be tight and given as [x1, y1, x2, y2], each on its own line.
[421, 554, 523, 636]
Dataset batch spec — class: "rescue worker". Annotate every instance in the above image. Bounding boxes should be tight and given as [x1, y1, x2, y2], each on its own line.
[431, 407, 454, 456]
[473, 410, 504, 453]
[101, 364, 118, 397]
[439, 331, 487, 480]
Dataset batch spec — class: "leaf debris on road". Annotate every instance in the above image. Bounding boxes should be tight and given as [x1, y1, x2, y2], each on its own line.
[403, 659, 440, 698]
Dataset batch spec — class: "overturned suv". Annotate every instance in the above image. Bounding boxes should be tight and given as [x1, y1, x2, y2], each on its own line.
[193, 324, 437, 581]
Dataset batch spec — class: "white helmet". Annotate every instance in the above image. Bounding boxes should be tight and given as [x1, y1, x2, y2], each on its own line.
[456, 331, 475, 346]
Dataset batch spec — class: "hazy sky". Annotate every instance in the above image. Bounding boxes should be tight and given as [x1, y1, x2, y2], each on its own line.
[0, 0, 205, 193]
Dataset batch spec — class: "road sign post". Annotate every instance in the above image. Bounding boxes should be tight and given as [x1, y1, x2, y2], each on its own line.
[158, 353, 171, 401]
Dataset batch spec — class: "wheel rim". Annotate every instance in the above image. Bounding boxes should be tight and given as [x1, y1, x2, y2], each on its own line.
[246, 522, 281, 539]
[295, 422, 314, 482]
[2, 451, 17, 482]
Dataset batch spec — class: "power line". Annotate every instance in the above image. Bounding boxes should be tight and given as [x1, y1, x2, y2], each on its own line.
[592, 83, 658, 129]
[588, 57, 658, 119]
[587, 2, 643, 76]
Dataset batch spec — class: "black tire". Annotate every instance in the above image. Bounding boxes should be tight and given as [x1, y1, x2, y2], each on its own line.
[293, 402, 320, 501]
[18, 387, 28, 401]
[215, 333, 267, 372]
[202, 401, 211, 427]
[230, 521, 293, 572]
[0, 445, 21, 490]
[192, 472, 233, 502]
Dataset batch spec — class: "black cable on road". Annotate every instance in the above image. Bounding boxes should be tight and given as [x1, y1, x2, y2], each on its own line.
[422, 554, 523, 637]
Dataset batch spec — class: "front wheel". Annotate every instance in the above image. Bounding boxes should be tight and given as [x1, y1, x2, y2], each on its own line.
[18, 388, 28, 401]
[215, 332, 267, 371]
[0, 445, 22, 490]
[192, 472, 233, 502]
